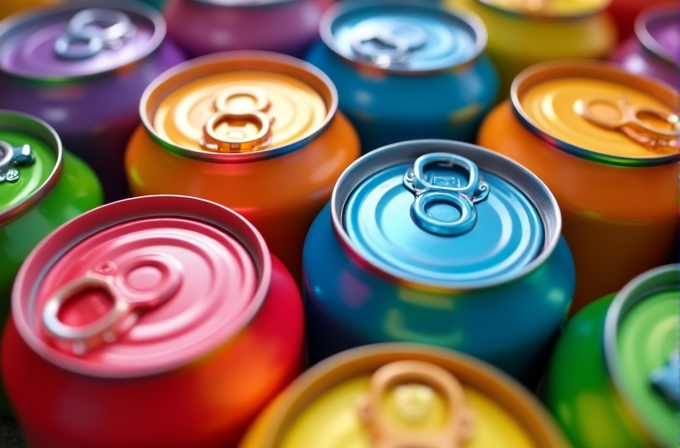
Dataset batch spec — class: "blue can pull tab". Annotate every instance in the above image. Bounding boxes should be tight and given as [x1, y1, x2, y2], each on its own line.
[350, 21, 428, 68]
[0, 141, 34, 184]
[650, 350, 680, 408]
[403, 153, 489, 237]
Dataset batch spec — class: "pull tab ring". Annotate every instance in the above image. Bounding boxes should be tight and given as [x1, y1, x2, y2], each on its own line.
[55, 8, 136, 59]
[350, 23, 427, 66]
[201, 111, 272, 152]
[0, 140, 34, 184]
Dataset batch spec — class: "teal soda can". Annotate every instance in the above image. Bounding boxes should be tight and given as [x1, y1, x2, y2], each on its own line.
[0, 111, 103, 415]
[542, 264, 679, 448]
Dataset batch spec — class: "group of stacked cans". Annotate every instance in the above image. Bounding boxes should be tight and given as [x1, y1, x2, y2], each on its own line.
[0, 0, 677, 447]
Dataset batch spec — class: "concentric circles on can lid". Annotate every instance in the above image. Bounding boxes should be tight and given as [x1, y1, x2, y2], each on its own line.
[512, 60, 680, 167]
[604, 264, 679, 448]
[319, 1, 487, 74]
[141, 51, 337, 163]
[475, 0, 610, 19]
[12, 195, 272, 378]
[0, 110, 62, 227]
[0, 0, 166, 81]
[332, 140, 559, 292]
[636, 3, 680, 68]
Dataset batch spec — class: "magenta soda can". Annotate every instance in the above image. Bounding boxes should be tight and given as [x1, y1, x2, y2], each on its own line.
[163, 0, 334, 58]
[0, 0, 186, 202]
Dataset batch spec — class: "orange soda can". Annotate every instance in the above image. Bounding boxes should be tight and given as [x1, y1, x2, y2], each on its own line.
[0, 0, 62, 21]
[125, 52, 360, 281]
[478, 60, 680, 316]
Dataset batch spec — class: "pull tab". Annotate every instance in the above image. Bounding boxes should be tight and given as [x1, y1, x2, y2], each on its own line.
[357, 360, 475, 448]
[0, 141, 34, 184]
[200, 87, 274, 152]
[650, 350, 680, 408]
[54, 8, 136, 60]
[350, 22, 428, 68]
[403, 153, 489, 236]
[42, 254, 182, 356]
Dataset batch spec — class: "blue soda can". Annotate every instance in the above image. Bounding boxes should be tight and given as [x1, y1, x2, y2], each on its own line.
[303, 139, 575, 384]
[304, 1, 498, 153]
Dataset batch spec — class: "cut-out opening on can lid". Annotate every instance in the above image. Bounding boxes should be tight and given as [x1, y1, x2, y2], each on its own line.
[635, 3, 680, 68]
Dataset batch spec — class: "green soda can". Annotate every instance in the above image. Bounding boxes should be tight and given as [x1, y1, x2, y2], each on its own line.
[542, 264, 679, 448]
[0, 111, 103, 415]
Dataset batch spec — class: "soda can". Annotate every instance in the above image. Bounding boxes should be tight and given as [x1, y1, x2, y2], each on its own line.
[0, 0, 62, 21]
[444, 0, 618, 99]
[608, 3, 680, 88]
[0, 1, 186, 202]
[239, 343, 572, 448]
[607, 0, 671, 42]
[125, 51, 360, 282]
[304, 2, 498, 153]
[477, 60, 680, 316]
[542, 264, 679, 448]
[163, 0, 333, 58]
[136, 0, 167, 10]
[0, 110, 103, 416]
[2, 194, 305, 448]
[302, 139, 575, 383]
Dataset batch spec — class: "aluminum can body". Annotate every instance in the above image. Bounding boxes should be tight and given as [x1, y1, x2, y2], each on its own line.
[0, 0, 62, 21]
[239, 344, 572, 448]
[302, 140, 575, 384]
[0, 1, 186, 202]
[607, 0, 671, 42]
[541, 264, 679, 448]
[477, 61, 680, 316]
[164, 0, 333, 58]
[304, 2, 498, 153]
[2, 195, 305, 448]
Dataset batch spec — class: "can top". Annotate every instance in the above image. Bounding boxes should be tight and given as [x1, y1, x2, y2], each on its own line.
[475, 0, 610, 19]
[319, 2, 487, 74]
[332, 140, 559, 292]
[12, 195, 271, 378]
[605, 264, 679, 448]
[0, 0, 166, 81]
[251, 344, 570, 447]
[141, 51, 337, 163]
[512, 60, 680, 167]
[636, 3, 680, 69]
[0, 111, 61, 227]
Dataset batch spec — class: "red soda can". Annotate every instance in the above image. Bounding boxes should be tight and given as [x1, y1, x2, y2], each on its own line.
[1, 195, 305, 448]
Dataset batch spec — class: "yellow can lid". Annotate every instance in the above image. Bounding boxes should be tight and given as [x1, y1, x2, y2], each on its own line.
[477, 0, 610, 18]
[512, 60, 680, 167]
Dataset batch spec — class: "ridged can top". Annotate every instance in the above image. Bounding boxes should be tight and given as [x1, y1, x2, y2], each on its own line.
[636, 3, 680, 68]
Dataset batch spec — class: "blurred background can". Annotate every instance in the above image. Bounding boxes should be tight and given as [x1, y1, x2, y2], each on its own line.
[304, 1, 498, 153]
[478, 60, 680, 316]
[542, 264, 679, 448]
[163, 0, 333, 58]
[0, 0, 186, 202]
[2, 195, 305, 448]
[606, 0, 671, 42]
[136, 0, 168, 10]
[303, 139, 575, 384]
[0, 110, 103, 416]
[239, 343, 573, 448]
[608, 2, 679, 88]
[0, 0, 62, 21]
[444, 0, 618, 99]
[125, 51, 360, 282]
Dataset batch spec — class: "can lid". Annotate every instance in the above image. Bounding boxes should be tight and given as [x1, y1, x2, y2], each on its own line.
[319, 2, 487, 74]
[512, 60, 680, 167]
[604, 264, 679, 448]
[141, 51, 337, 163]
[12, 195, 271, 378]
[475, 0, 610, 19]
[332, 140, 558, 291]
[0, 0, 166, 81]
[636, 3, 680, 69]
[0, 111, 62, 227]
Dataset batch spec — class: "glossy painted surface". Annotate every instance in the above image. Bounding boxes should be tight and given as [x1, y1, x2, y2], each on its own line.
[0, 0, 62, 21]
[607, 0, 670, 42]
[164, 0, 333, 58]
[138, 0, 167, 10]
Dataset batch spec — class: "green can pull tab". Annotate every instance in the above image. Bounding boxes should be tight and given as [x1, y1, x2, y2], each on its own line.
[0, 141, 34, 184]
[650, 350, 680, 408]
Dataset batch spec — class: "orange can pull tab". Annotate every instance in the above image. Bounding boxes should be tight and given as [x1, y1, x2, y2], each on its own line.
[200, 87, 275, 153]
[357, 360, 476, 448]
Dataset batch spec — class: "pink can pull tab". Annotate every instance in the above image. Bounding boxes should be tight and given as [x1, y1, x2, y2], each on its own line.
[42, 254, 182, 356]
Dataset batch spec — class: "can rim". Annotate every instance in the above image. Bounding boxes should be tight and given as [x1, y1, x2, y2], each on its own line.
[473, 0, 611, 20]
[635, 2, 680, 69]
[11, 195, 273, 378]
[0, 0, 167, 83]
[318, 1, 488, 76]
[0, 111, 62, 227]
[511, 59, 680, 167]
[139, 51, 339, 163]
[330, 139, 561, 293]
[603, 264, 679, 448]
[187, 0, 295, 6]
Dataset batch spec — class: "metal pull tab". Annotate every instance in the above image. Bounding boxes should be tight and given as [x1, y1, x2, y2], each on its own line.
[0, 141, 34, 184]
[200, 87, 274, 153]
[42, 254, 182, 356]
[350, 22, 428, 68]
[357, 360, 475, 448]
[403, 153, 489, 236]
[650, 350, 680, 408]
[54, 8, 136, 60]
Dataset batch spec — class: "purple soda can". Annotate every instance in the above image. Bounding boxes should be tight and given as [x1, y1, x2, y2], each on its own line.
[608, 2, 679, 88]
[0, 0, 186, 202]
[163, 0, 334, 58]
